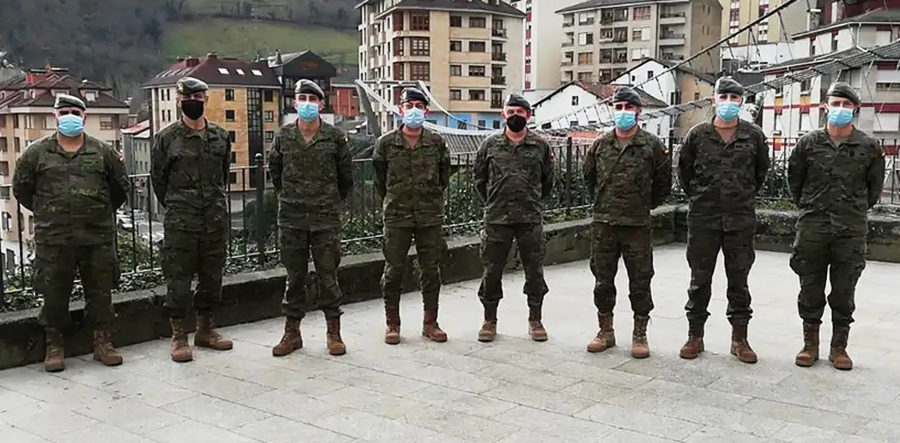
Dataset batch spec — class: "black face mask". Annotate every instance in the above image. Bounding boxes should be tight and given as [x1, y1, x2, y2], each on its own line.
[181, 100, 205, 121]
[506, 115, 527, 132]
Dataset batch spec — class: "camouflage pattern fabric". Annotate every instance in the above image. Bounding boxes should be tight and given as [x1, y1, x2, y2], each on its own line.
[790, 231, 865, 327]
[590, 222, 654, 316]
[583, 129, 672, 226]
[280, 227, 344, 319]
[373, 127, 451, 228]
[477, 223, 548, 308]
[684, 228, 755, 325]
[473, 131, 554, 225]
[34, 243, 118, 327]
[381, 226, 446, 310]
[13, 133, 129, 245]
[268, 121, 353, 231]
[161, 227, 227, 319]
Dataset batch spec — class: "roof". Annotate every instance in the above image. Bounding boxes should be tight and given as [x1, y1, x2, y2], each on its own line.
[361, 0, 524, 18]
[794, 8, 900, 38]
[758, 47, 867, 72]
[619, 58, 717, 85]
[533, 81, 668, 109]
[143, 55, 281, 89]
[122, 120, 151, 135]
[557, 0, 688, 14]
[0, 71, 128, 110]
[267, 50, 337, 79]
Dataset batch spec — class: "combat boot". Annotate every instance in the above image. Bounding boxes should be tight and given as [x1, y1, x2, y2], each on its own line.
[272, 317, 303, 357]
[829, 326, 853, 370]
[384, 306, 401, 345]
[478, 304, 498, 342]
[730, 324, 758, 364]
[326, 317, 346, 356]
[92, 326, 123, 367]
[422, 309, 448, 342]
[194, 313, 233, 351]
[631, 315, 650, 359]
[169, 318, 193, 363]
[795, 323, 819, 367]
[43, 327, 65, 372]
[679, 322, 705, 359]
[528, 305, 548, 342]
[587, 312, 615, 353]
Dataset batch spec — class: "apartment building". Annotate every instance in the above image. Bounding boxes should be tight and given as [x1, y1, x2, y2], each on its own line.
[556, 0, 722, 86]
[720, 0, 809, 70]
[357, 0, 525, 132]
[0, 67, 129, 263]
[121, 120, 160, 215]
[508, 0, 587, 103]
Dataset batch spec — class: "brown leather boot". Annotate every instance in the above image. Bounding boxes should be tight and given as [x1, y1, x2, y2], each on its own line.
[43, 327, 65, 372]
[528, 305, 548, 342]
[422, 309, 448, 342]
[829, 326, 853, 370]
[170, 318, 193, 363]
[194, 313, 233, 351]
[795, 322, 819, 367]
[272, 317, 303, 357]
[478, 304, 498, 342]
[587, 312, 615, 353]
[631, 315, 650, 359]
[730, 324, 758, 364]
[679, 323, 705, 359]
[92, 326, 123, 366]
[326, 317, 346, 356]
[384, 306, 401, 345]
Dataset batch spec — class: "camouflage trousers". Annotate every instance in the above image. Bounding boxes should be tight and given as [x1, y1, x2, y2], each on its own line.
[35, 242, 118, 327]
[790, 230, 866, 327]
[381, 225, 446, 311]
[280, 227, 344, 320]
[590, 223, 655, 316]
[685, 227, 755, 326]
[478, 223, 549, 308]
[162, 228, 227, 319]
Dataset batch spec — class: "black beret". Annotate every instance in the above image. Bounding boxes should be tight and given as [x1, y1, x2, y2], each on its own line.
[54, 93, 86, 111]
[504, 93, 531, 112]
[715, 77, 744, 96]
[400, 87, 429, 105]
[294, 79, 325, 100]
[176, 77, 209, 95]
[826, 82, 860, 106]
[612, 86, 642, 107]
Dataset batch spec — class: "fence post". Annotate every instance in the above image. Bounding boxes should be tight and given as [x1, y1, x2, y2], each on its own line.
[565, 136, 573, 215]
[254, 153, 266, 265]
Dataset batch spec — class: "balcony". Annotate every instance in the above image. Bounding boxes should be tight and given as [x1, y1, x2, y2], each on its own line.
[562, 41, 574, 47]
[659, 11, 687, 24]
[491, 76, 506, 86]
[661, 53, 685, 61]
[578, 18, 595, 26]
[492, 28, 507, 38]
[561, 60, 574, 66]
[492, 52, 507, 62]
[491, 100, 503, 109]
[659, 33, 686, 46]
[563, 21, 574, 28]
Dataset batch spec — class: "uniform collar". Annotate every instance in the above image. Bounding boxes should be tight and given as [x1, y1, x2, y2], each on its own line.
[393, 126, 433, 148]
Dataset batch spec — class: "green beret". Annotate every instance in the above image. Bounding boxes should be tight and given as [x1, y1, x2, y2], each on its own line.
[613, 86, 642, 107]
[400, 87, 429, 106]
[826, 82, 860, 106]
[504, 93, 531, 112]
[715, 77, 744, 96]
[54, 93, 86, 111]
[177, 77, 209, 95]
[294, 79, 325, 100]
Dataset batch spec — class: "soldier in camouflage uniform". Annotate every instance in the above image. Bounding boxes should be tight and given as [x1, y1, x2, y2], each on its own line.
[13, 94, 130, 372]
[269, 80, 353, 357]
[583, 86, 671, 359]
[151, 77, 234, 363]
[373, 88, 451, 345]
[677, 77, 770, 364]
[788, 82, 885, 371]
[474, 94, 554, 342]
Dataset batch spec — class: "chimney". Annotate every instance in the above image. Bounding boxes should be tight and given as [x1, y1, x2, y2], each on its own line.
[25, 68, 48, 85]
[185, 57, 200, 67]
[275, 49, 283, 65]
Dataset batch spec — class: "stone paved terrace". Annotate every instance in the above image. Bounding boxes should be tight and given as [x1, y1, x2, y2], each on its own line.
[2, 245, 900, 443]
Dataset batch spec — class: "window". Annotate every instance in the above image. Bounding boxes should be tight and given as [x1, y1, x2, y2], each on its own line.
[572, 96, 579, 105]
[229, 172, 237, 184]
[450, 89, 462, 100]
[478, 120, 486, 128]
[633, 6, 651, 20]
[470, 17, 487, 28]
[264, 110, 274, 122]
[632, 27, 650, 41]
[647, 70, 654, 80]
[229, 131, 236, 142]
[877, 83, 900, 92]
[600, 28, 613, 40]
[578, 33, 594, 45]
[25, 115, 35, 129]
[809, 39, 816, 56]
[493, 120, 501, 129]
[469, 65, 486, 77]
[394, 12, 404, 31]
[631, 48, 649, 60]
[577, 52, 593, 65]
[729, 10, 740, 21]
[450, 65, 462, 76]
[264, 90, 274, 102]
[469, 41, 486, 52]
[225, 89, 235, 101]
[226, 110, 235, 121]
[694, 92, 700, 100]
[800, 79, 811, 92]
[832, 37, 839, 52]
[578, 72, 593, 82]
[600, 49, 613, 63]
[450, 15, 462, 27]
[231, 152, 237, 163]
[411, 38, 430, 56]
[100, 116, 114, 130]
[265, 131, 275, 142]
[450, 40, 463, 51]
[410, 62, 430, 80]
[411, 13, 429, 30]
[469, 90, 485, 101]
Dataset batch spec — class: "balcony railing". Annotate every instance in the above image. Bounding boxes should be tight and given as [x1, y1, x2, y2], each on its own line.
[662, 53, 684, 60]
[492, 52, 507, 62]
[578, 18, 595, 25]
[660, 11, 686, 18]
[562, 41, 575, 47]
[662, 33, 685, 39]
[563, 21, 574, 28]
[491, 76, 506, 85]
[490, 100, 503, 109]
[492, 28, 507, 38]
[561, 60, 574, 66]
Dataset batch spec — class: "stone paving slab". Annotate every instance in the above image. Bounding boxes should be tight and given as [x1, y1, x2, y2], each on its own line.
[1, 245, 900, 442]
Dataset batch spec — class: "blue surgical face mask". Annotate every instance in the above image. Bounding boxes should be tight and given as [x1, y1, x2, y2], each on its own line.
[402, 107, 425, 129]
[716, 101, 741, 121]
[827, 106, 854, 127]
[57, 114, 85, 137]
[614, 110, 636, 130]
[296, 101, 320, 122]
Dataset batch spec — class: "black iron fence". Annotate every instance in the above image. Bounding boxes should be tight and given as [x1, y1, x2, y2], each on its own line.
[2, 137, 899, 307]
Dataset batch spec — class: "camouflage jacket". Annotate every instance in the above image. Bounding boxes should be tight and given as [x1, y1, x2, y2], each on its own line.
[268, 121, 353, 231]
[583, 129, 672, 226]
[151, 120, 231, 232]
[373, 127, 451, 228]
[677, 120, 770, 231]
[788, 128, 885, 236]
[474, 131, 554, 225]
[13, 133, 129, 246]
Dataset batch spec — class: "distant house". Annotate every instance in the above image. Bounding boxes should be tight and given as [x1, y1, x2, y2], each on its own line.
[266, 50, 338, 126]
[121, 120, 159, 216]
[331, 83, 359, 120]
